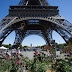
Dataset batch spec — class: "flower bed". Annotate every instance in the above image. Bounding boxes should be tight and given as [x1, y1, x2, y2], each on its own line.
[0, 49, 72, 72]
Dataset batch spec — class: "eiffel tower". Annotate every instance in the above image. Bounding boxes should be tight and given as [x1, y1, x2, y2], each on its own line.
[0, 0, 72, 48]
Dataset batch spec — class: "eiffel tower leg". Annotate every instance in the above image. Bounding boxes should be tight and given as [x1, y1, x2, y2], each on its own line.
[42, 30, 50, 46]
[0, 31, 12, 45]
[0, 25, 14, 46]
[53, 24, 72, 44]
[42, 28, 53, 46]
[69, 37, 72, 43]
[51, 15, 72, 43]
[0, 16, 18, 45]
[13, 29, 25, 49]
[41, 34, 49, 45]
[46, 28, 53, 45]
[0, 16, 21, 47]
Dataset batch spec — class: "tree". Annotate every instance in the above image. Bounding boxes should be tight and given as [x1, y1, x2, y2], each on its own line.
[9, 44, 12, 49]
[20, 45, 23, 49]
[55, 43, 64, 49]
[24, 46, 31, 48]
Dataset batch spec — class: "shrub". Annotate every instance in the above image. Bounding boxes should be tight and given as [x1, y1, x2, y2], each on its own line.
[51, 59, 72, 72]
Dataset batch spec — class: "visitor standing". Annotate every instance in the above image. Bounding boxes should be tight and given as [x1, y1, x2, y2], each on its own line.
[1, 50, 2, 53]
[14, 49, 16, 57]
[11, 49, 14, 57]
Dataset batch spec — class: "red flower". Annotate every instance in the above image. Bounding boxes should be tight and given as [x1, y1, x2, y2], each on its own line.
[45, 46, 50, 50]
[35, 51, 38, 54]
[16, 61, 20, 64]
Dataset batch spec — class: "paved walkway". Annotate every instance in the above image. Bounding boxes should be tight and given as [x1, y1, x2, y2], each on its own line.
[20, 51, 50, 60]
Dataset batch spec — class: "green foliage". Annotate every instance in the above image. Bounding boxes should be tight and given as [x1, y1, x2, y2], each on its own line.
[50, 49, 56, 53]
[52, 59, 72, 72]
[2, 44, 12, 49]
[20, 45, 23, 49]
[24, 46, 31, 48]
[10, 62, 19, 72]
[9, 44, 12, 49]
[56, 43, 64, 48]
[25, 54, 49, 72]
[0, 55, 20, 72]
[0, 60, 12, 72]
[26, 60, 48, 72]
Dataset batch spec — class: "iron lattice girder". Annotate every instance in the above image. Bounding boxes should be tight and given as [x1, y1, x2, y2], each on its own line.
[0, 17, 17, 33]
[13, 29, 25, 45]
[0, 17, 13, 30]
[9, 6, 59, 17]
[0, 27, 13, 45]
[18, 0, 49, 6]
[0, 17, 71, 35]
[52, 23, 71, 43]
[13, 29, 53, 47]
[41, 28, 53, 45]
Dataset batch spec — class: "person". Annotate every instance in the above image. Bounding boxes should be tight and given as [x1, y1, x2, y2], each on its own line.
[11, 49, 14, 57]
[1, 50, 2, 53]
[17, 48, 20, 54]
[24, 48, 26, 52]
[14, 49, 16, 57]
[6, 50, 9, 59]
[6, 50, 9, 56]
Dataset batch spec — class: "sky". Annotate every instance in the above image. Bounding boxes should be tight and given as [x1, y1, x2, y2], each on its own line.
[0, 0, 72, 46]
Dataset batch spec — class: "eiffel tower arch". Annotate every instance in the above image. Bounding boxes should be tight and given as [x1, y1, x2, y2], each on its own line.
[0, 0, 72, 48]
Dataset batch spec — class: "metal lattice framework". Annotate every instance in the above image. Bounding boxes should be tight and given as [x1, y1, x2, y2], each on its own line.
[18, 0, 49, 6]
[0, 0, 72, 48]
